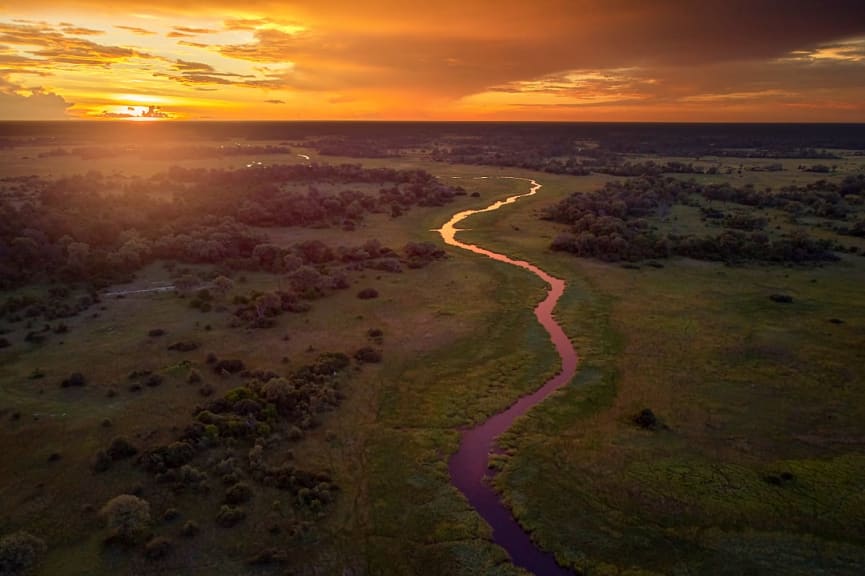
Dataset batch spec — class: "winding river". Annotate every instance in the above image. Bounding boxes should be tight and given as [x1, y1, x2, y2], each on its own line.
[436, 177, 578, 576]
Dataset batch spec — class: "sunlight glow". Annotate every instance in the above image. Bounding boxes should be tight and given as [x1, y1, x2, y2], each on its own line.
[0, 4, 863, 121]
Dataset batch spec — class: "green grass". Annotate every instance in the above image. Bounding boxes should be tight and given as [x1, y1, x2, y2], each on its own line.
[452, 165, 865, 575]
[0, 161, 560, 575]
[3, 150, 865, 575]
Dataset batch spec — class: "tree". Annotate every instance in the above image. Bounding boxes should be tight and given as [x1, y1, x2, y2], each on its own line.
[0, 531, 47, 575]
[254, 292, 281, 318]
[100, 495, 151, 544]
[282, 254, 303, 272]
[66, 241, 91, 270]
[287, 266, 324, 297]
[252, 243, 283, 272]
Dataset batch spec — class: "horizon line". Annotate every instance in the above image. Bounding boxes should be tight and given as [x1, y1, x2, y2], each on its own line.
[2, 119, 865, 125]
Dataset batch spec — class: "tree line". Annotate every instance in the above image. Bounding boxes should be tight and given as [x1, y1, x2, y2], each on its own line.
[0, 164, 462, 289]
[545, 176, 864, 264]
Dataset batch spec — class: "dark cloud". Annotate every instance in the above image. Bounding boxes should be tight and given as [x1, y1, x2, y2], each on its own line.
[209, 2, 865, 99]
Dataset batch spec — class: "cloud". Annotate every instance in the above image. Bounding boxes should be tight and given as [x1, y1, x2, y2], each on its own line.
[171, 26, 217, 34]
[152, 57, 257, 88]
[101, 104, 169, 118]
[265, 99, 284, 104]
[173, 58, 215, 73]
[206, 2, 865, 102]
[0, 86, 72, 119]
[0, 21, 150, 67]
[114, 25, 155, 36]
[59, 24, 104, 35]
[2, 1, 865, 119]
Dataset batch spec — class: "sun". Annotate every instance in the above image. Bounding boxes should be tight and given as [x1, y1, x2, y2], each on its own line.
[98, 104, 171, 120]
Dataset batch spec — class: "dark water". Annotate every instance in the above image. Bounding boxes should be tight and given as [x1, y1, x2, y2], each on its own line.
[437, 177, 579, 575]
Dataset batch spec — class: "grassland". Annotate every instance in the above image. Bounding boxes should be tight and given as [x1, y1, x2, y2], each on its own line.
[458, 163, 865, 575]
[2, 134, 865, 575]
[0, 150, 569, 575]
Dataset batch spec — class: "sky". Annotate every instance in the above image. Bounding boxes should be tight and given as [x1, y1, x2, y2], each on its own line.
[0, 1, 864, 121]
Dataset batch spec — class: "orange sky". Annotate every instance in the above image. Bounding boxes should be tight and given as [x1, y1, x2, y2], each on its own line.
[1, 1, 864, 121]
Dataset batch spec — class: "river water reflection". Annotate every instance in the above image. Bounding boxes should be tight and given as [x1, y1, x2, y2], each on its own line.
[437, 177, 578, 576]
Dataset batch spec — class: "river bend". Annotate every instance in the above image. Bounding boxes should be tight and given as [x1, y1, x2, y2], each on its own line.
[437, 177, 578, 576]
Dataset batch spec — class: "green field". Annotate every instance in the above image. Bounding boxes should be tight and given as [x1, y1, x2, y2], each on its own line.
[2, 140, 865, 575]
[456, 165, 865, 575]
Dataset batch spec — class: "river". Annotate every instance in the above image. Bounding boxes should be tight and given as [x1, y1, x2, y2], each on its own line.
[436, 177, 579, 576]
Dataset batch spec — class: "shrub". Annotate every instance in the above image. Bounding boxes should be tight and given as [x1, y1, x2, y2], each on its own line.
[144, 537, 172, 560]
[181, 521, 199, 538]
[92, 450, 111, 473]
[356, 288, 379, 300]
[214, 359, 245, 374]
[225, 387, 254, 403]
[178, 465, 207, 490]
[107, 437, 138, 460]
[0, 337, 11, 349]
[0, 531, 47, 575]
[163, 442, 195, 468]
[764, 474, 782, 486]
[168, 341, 199, 352]
[148, 329, 166, 338]
[247, 547, 287, 566]
[233, 399, 262, 416]
[769, 293, 793, 303]
[354, 347, 382, 364]
[60, 372, 86, 388]
[100, 495, 151, 544]
[187, 370, 202, 384]
[633, 408, 659, 430]
[224, 482, 253, 505]
[215, 505, 245, 527]
[144, 374, 163, 388]
[367, 328, 384, 341]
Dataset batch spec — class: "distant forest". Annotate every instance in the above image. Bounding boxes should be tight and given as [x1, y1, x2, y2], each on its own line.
[0, 163, 462, 290]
